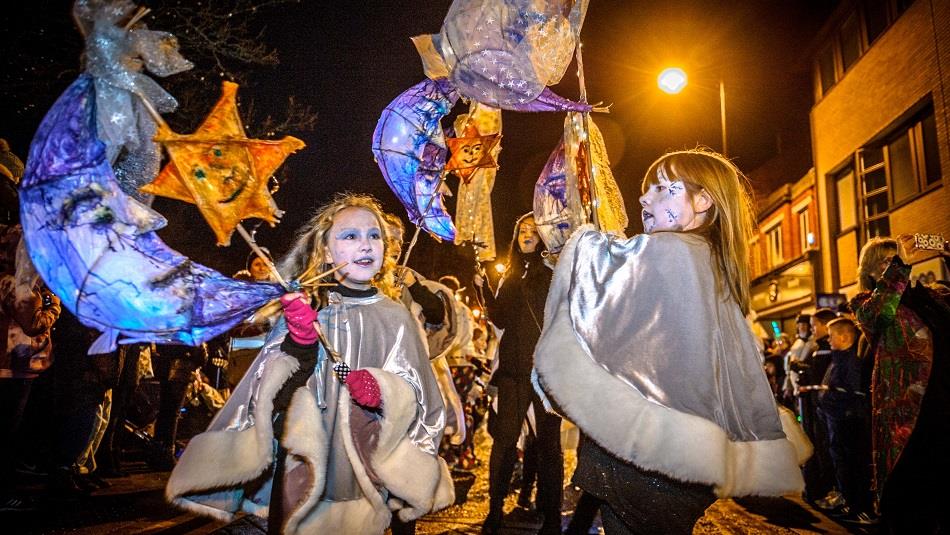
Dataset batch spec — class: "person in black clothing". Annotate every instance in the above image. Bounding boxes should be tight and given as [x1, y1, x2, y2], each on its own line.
[476, 213, 563, 535]
[146, 343, 206, 471]
[790, 307, 838, 506]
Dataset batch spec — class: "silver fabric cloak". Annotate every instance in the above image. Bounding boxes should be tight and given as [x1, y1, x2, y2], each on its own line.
[533, 227, 805, 497]
[166, 290, 452, 533]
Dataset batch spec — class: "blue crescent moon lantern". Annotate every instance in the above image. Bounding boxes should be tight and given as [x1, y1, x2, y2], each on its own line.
[19, 75, 283, 353]
[372, 78, 460, 242]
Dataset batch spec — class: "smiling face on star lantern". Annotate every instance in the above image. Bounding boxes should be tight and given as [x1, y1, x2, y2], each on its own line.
[324, 206, 384, 290]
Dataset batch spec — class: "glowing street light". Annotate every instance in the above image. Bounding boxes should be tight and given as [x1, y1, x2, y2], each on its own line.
[657, 67, 728, 157]
[657, 67, 688, 94]
[494, 262, 507, 274]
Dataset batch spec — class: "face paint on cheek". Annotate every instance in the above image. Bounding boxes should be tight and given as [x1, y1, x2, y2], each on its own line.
[665, 208, 677, 223]
[668, 183, 684, 197]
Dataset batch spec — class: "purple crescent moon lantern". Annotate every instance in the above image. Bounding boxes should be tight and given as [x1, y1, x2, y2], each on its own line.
[372, 78, 460, 242]
[19, 75, 283, 353]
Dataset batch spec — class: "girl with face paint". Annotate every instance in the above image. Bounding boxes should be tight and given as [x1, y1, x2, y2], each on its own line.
[168, 194, 453, 535]
[533, 149, 807, 534]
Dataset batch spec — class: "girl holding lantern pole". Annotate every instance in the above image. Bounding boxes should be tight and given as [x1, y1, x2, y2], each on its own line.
[167, 194, 453, 535]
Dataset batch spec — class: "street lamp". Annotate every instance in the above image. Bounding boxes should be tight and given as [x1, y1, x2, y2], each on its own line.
[657, 67, 688, 94]
[657, 67, 728, 157]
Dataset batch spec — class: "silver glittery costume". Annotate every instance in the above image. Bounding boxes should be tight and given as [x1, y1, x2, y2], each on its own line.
[533, 227, 805, 497]
[167, 290, 453, 534]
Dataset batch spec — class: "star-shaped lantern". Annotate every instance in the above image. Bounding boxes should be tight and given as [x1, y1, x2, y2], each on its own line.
[142, 81, 305, 245]
[445, 122, 500, 184]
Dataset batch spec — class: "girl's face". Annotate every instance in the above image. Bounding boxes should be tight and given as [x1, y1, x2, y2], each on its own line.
[517, 217, 540, 253]
[639, 177, 709, 234]
[324, 207, 384, 290]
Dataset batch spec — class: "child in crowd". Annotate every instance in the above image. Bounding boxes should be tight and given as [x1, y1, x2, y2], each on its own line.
[533, 149, 806, 534]
[166, 194, 453, 534]
[818, 317, 875, 524]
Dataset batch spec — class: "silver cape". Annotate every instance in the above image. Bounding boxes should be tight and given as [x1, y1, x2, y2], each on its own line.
[209, 289, 446, 500]
[533, 228, 804, 496]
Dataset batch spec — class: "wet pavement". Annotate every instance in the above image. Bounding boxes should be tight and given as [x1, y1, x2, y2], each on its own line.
[2, 427, 870, 534]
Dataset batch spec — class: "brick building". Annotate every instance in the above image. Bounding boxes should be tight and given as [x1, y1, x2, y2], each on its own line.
[749, 169, 822, 337]
[810, 0, 950, 298]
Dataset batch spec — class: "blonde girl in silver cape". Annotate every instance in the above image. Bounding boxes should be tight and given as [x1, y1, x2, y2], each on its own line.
[166, 194, 453, 534]
[533, 149, 808, 534]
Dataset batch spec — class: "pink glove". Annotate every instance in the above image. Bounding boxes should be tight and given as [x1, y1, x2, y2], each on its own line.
[345, 369, 382, 409]
[280, 293, 319, 345]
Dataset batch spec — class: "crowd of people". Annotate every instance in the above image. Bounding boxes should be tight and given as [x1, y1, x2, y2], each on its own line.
[2, 138, 948, 535]
[758, 235, 950, 533]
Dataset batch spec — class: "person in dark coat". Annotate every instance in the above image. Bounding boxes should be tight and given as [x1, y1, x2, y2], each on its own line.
[476, 213, 562, 535]
[852, 235, 950, 533]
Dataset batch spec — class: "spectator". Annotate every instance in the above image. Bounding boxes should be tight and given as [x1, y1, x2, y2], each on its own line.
[792, 307, 838, 507]
[852, 235, 950, 533]
[783, 314, 814, 410]
[818, 318, 876, 524]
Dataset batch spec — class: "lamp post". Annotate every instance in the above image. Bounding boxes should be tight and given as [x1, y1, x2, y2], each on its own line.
[657, 67, 728, 157]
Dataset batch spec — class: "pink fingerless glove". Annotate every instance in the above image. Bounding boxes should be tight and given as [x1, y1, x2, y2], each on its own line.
[345, 369, 382, 409]
[280, 293, 319, 346]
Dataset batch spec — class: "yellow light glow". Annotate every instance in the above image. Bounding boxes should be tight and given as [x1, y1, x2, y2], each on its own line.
[472, 308, 481, 318]
[658, 67, 688, 94]
[494, 262, 506, 274]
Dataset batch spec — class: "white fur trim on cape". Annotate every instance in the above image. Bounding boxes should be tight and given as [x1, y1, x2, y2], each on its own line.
[533, 229, 804, 498]
[365, 369, 455, 521]
[778, 404, 813, 466]
[165, 352, 300, 521]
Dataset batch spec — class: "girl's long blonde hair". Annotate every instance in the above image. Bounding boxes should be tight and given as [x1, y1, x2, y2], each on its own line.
[277, 193, 392, 293]
[641, 148, 756, 314]
[377, 212, 406, 300]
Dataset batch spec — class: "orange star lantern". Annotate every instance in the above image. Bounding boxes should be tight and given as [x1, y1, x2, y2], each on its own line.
[142, 81, 305, 246]
[445, 123, 500, 184]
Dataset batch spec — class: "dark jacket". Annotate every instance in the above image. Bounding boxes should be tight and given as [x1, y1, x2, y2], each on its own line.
[819, 341, 869, 415]
[484, 250, 551, 382]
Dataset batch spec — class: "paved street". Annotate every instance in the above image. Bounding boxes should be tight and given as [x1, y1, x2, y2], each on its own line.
[3, 428, 868, 535]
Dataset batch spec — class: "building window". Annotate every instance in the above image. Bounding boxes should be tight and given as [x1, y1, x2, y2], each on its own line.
[833, 166, 859, 287]
[814, 0, 914, 100]
[750, 236, 762, 278]
[798, 207, 814, 251]
[889, 131, 915, 203]
[836, 167, 857, 232]
[875, 105, 941, 208]
[828, 102, 942, 287]
[840, 13, 862, 71]
[864, 0, 889, 44]
[817, 44, 837, 97]
[859, 146, 891, 239]
[922, 112, 941, 185]
[766, 224, 784, 269]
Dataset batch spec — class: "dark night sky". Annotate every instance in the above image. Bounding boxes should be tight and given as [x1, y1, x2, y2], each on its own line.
[0, 1, 832, 282]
